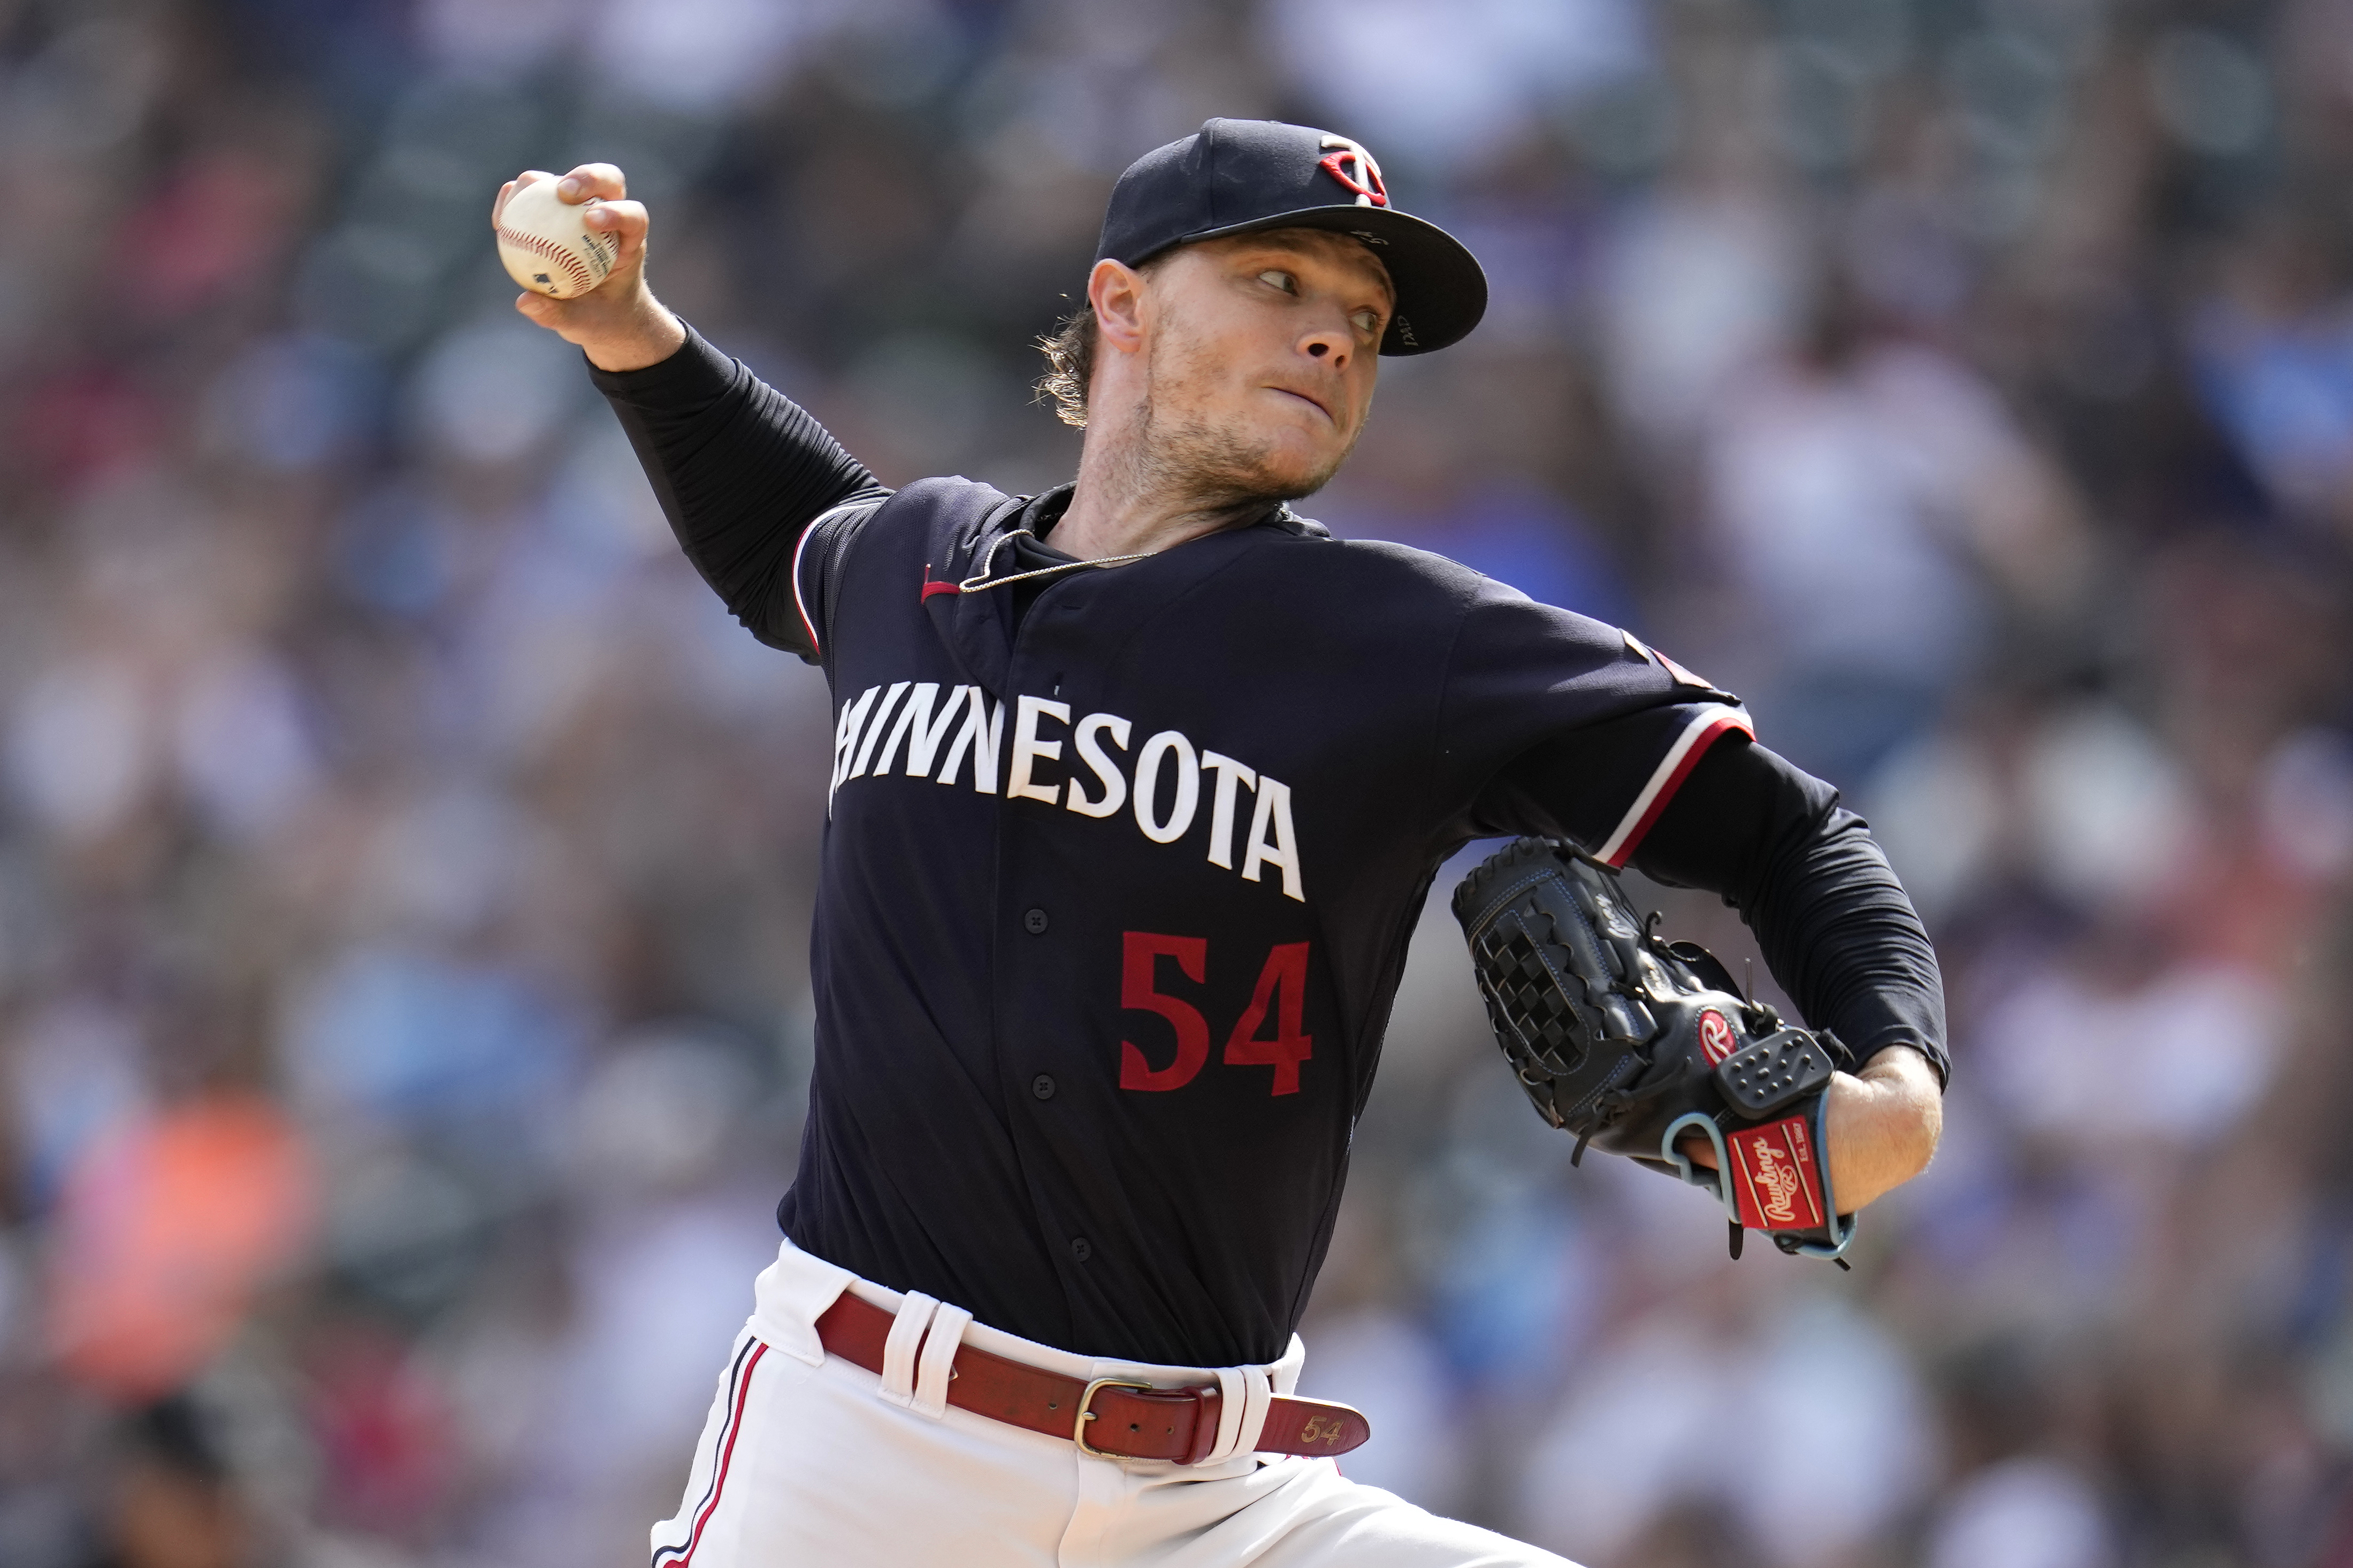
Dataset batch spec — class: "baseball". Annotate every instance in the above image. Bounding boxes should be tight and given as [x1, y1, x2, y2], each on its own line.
[496, 176, 620, 300]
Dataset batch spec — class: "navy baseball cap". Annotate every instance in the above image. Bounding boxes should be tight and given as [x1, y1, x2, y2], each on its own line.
[1095, 118, 1487, 356]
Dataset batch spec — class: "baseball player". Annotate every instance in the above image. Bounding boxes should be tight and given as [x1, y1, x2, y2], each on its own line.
[495, 118, 1946, 1566]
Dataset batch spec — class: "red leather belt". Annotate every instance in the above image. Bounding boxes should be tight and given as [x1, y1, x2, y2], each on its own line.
[814, 1292, 1369, 1464]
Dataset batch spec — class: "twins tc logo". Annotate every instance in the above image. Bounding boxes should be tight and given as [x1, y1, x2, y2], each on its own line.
[1317, 133, 1388, 208]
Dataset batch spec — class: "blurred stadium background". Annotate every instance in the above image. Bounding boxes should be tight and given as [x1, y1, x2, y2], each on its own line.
[1, 0, 2350, 1564]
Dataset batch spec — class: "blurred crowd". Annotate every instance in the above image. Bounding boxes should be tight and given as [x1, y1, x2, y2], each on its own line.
[2, 0, 2351, 1564]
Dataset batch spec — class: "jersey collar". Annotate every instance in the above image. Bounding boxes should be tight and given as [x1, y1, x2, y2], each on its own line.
[1006, 484, 1333, 556]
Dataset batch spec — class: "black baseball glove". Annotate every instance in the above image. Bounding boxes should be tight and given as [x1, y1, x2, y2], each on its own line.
[1451, 837, 1857, 1263]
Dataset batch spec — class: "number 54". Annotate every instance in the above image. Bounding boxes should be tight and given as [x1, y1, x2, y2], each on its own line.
[1119, 932, 1313, 1097]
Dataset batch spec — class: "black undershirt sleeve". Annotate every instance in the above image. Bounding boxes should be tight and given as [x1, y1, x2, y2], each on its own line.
[1626, 736, 1950, 1087]
[590, 324, 887, 655]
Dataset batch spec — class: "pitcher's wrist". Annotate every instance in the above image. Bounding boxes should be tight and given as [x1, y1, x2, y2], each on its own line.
[583, 301, 687, 372]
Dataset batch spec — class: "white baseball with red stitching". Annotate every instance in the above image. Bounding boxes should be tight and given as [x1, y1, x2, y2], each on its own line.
[495, 178, 620, 300]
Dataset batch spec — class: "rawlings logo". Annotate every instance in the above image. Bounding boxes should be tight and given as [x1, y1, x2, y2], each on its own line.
[1317, 134, 1388, 208]
[1750, 1141, 1803, 1226]
[1697, 1008, 1737, 1065]
[1733, 1121, 1822, 1230]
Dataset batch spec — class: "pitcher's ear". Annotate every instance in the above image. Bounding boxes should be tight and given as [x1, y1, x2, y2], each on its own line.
[1090, 258, 1149, 356]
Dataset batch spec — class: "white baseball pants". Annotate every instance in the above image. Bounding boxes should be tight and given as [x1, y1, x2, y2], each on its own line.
[648, 1238, 1575, 1567]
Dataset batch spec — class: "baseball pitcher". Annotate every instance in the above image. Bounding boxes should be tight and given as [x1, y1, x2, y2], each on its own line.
[494, 118, 1946, 1567]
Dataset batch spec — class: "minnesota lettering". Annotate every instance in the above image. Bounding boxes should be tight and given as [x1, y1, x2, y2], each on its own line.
[828, 682, 1306, 902]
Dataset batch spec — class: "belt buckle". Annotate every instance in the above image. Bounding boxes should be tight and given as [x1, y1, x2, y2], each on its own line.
[1073, 1377, 1156, 1458]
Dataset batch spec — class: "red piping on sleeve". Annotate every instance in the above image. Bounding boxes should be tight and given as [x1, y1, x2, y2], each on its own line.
[1599, 709, 1754, 868]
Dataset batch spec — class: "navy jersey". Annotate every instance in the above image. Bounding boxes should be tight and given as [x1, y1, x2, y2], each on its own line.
[593, 328, 1944, 1371]
[780, 477, 1747, 1367]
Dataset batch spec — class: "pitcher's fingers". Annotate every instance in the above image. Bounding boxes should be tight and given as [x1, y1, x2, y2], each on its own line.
[583, 199, 649, 265]
[557, 163, 628, 203]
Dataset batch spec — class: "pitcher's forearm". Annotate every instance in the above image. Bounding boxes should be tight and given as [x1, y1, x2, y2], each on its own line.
[1824, 1045, 1943, 1211]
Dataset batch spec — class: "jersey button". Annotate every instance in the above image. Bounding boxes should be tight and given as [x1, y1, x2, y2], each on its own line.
[1069, 1237, 1093, 1263]
[1032, 1074, 1056, 1100]
[1023, 907, 1049, 935]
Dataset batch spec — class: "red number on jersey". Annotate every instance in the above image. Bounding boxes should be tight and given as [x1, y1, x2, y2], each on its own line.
[1223, 941, 1314, 1096]
[1119, 932, 1211, 1091]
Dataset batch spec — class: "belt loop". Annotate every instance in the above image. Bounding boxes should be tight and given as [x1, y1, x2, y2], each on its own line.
[911, 1302, 971, 1419]
[878, 1292, 938, 1408]
[1179, 1383, 1226, 1465]
[1204, 1366, 1269, 1463]
[1235, 1367, 1274, 1458]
